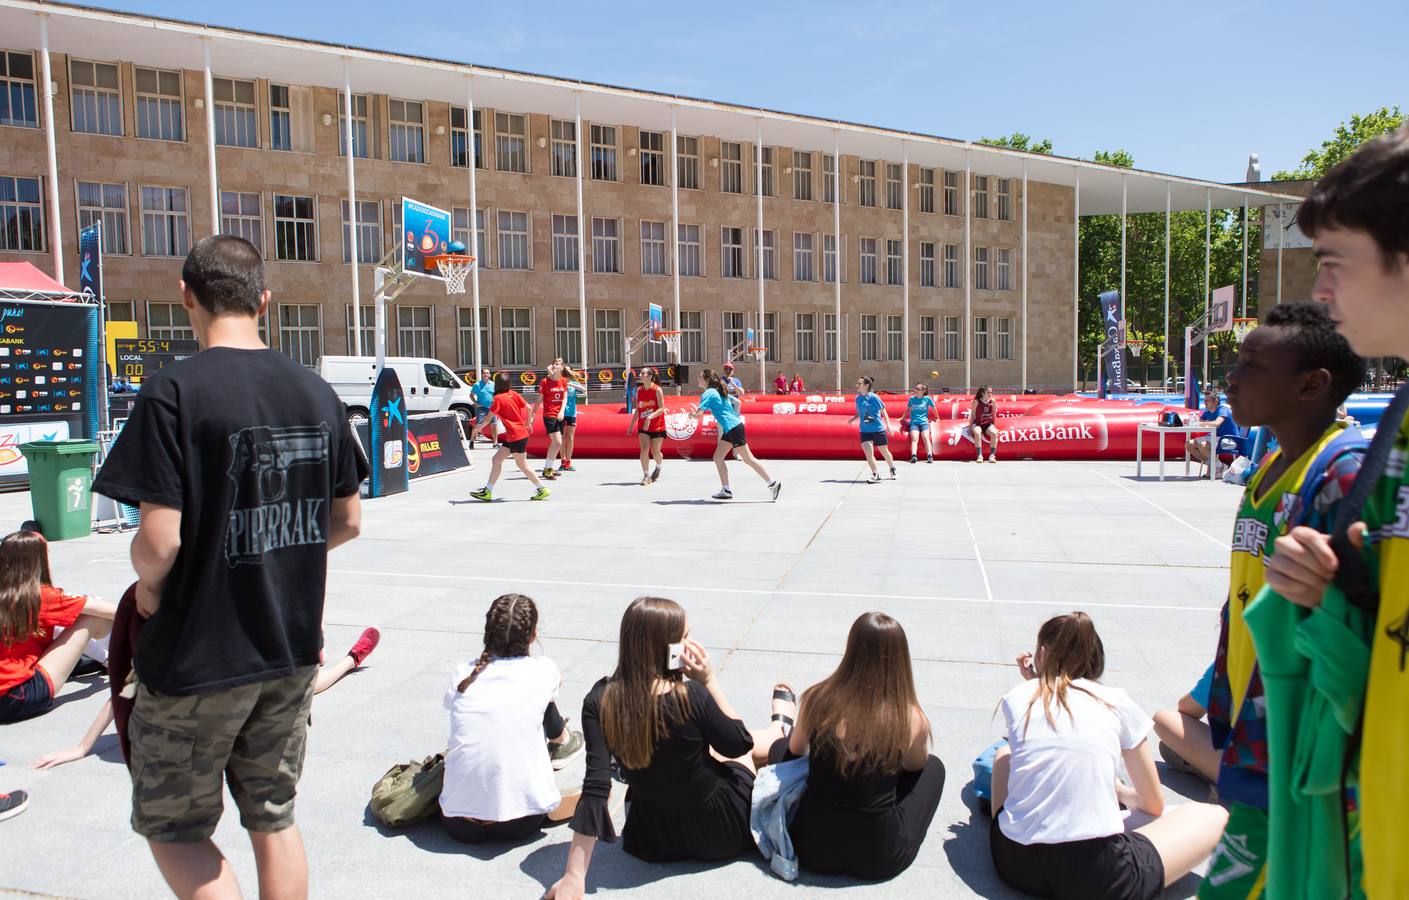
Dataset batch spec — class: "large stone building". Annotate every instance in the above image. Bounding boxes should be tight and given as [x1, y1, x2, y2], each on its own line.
[0, 1, 1302, 393]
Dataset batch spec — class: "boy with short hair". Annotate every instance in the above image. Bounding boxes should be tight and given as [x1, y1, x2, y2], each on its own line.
[1201, 301, 1368, 899]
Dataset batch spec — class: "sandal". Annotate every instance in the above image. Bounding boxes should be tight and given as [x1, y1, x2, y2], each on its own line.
[771, 683, 797, 735]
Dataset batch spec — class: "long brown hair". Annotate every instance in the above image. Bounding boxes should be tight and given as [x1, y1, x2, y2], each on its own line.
[457, 593, 538, 692]
[0, 530, 50, 645]
[1023, 611, 1111, 734]
[700, 368, 729, 399]
[802, 612, 927, 776]
[600, 596, 690, 769]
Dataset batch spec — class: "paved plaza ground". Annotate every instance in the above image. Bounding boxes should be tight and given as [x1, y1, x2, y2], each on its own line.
[1, 451, 1241, 899]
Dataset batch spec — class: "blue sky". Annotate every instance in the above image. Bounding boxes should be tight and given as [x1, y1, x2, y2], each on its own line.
[91, 0, 1403, 182]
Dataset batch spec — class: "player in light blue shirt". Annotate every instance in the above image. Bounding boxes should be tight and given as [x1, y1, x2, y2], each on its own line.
[469, 369, 498, 447]
[689, 369, 780, 502]
[904, 383, 937, 464]
[847, 376, 896, 482]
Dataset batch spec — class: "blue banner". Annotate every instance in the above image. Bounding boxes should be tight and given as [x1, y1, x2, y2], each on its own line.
[367, 366, 409, 497]
[78, 223, 102, 300]
[1098, 290, 1124, 399]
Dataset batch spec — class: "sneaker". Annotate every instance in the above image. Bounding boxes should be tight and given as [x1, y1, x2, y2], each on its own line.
[927, 454, 933, 464]
[531, 486, 552, 501]
[650, 467, 661, 483]
[867, 472, 882, 483]
[1159, 741, 1205, 779]
[542, 467, 558, 480]
[711, 488, 734, 500]
[768, 480, 782, 501]
[0, 790, 28, 822]
[347, 627, 380, 666]
[988, 455, 998, 464]
[909, 455, 918, 464]
[469, 487, 493, 502]
[641, 474, 653, 486]
[70, 655, 107, 679]
[889, 468, 898, 480]
[560, 461, 575, 472]
[549, 727, 586, 770]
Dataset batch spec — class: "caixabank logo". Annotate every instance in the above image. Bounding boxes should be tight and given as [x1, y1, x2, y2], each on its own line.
[944, 415, 1109, 451]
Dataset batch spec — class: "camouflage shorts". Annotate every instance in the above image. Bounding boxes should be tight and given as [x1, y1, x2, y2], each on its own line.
[128, 667, 317, 842]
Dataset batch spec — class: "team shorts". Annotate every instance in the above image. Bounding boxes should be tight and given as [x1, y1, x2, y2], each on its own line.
[502, 438, 530, 454]
[0, 667, 55, 723]
[990, 815, 1164, 900]
[544, 417, 565, 435]
[129, 666, 317, 842]
[720, 424, 748, 447]
[1198, 803, 1268, 900]
[642, 429, 667, 440]
[561, 416, 577, 427]
[860, 431, 889, 446]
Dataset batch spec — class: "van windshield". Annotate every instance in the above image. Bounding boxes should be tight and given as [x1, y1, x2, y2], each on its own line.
[424, 364, 460, 389]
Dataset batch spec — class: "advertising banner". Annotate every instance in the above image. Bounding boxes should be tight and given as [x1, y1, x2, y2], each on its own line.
[406, 413, 470, 479]
[78, 223, 102, 300]
[367, 366, 409, 497]
[1098, 290, 1124, 399]
[0, 300, 99, 484]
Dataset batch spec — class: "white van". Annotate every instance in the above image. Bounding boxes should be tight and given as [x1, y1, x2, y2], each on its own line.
[318, 356, 478, 429]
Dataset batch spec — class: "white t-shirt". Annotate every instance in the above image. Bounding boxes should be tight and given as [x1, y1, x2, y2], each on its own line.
[997, 678, 1152, 845]
[440, 655, 563, 821]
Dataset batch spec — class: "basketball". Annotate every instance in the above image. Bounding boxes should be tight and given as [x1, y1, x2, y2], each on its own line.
[447, 240, 467, 254]
[930, 370, 939, 378]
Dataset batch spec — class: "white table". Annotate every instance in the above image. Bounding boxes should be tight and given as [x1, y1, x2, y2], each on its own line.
[1136, 422, 1216, 481]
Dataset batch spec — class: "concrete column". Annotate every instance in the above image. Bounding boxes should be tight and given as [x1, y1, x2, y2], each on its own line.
[466, 77, 483, 375]
[344, 61, 361, 355]
[202, 41, 219, 235]
[38, 16, 63, 283]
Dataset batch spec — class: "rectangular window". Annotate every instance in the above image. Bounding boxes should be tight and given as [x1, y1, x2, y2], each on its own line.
[140, 186, 188, 257]
[76, 181, 128, 255]
[457, 307, 491, 367]
[795, 312, 816, 362]
[824, 313, 847, 362]
[679, 310, 704, 363]
[793, 232, 814, 282]
[943, 243, 960, 288]
[860, 237, 878, 285]
[919, 242, 935, 287]
[134, 67, 183, 141]
[886, 163, 903, 210]
[551, 214, 579, 272]
[269, 84, 292, 151]
[388, 99, 426, 163]
[944, 316, 961, 360]
[886, 239, 903, 285]
[500, 307, 532, 366]
[887, 315, 903, 361]
[554, 308, 582, 366]
[70, 60, 122, 136]
[793, 151, 813, 201]
[918, 167, 935, 214]
[823, 234, 843, 283]
[721, 227, 745, 279]
[997, 178, 1012, 221]
[550, 119, 577, 177]
[147, 301, 194, 341]
[920, 315, 936, 360]
[592, 217, 621, 273]
[760, 147, 775, 197]
[346, 305, 374, 356]
[753, 229, 776, 280]
[974, 175, 989, 219]
[590, 124, 617, 181]
[219, 191, 262, 253]
[0, 175, 43, 252]
[450, 107, 484, 168]
[496, 112, 528, 173]
[397, 305, 433, 358]
[497, 210, 530, 270]
[722, 312, 745, 357]
[640, 220, 667, 276]
[273, 194, 316, 262]
[943, 170, 959, 215]
[974, 316, 990, 360]
[997, 248, 1013, 291]
[997, 317, 1013, 360]
[974, 246, 990, 290]
[822, 154, 837, 203]
[861, 314, 879, 361]
[677, 224, 702, 277]
[721, 141, 744, 193]
[594, 308, 623, 365]
[677, 136, 699, 190]
[338, 92, 370, 158]
[639, 130, 664, 186]
[278, 304, 322, 367]
[0, 51, 37, 128]
[212, 77, 257, 148]
[107, 301, 135, 322]
[341, 199, 380, 264]
[452, 207, 488, 268]
[859, 160, 876, 207]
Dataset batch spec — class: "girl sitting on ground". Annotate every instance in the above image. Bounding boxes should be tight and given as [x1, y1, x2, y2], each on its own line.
[989, 612, 1228, 900]
[546, 596, 793, 899]
[1150, 663, 1220, 784]
[769, 611, 946, 880]
[0, 530, 115, 724]
[441, 593, 584, 844]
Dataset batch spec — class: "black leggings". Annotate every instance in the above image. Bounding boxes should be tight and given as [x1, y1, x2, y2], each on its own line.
[543, 701, 565, 741]
[439, 811, 545, 844]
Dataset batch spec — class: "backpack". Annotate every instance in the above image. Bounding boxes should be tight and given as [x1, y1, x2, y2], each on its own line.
[370, 752, 445, 827]
[1329, 383, 1409, 610]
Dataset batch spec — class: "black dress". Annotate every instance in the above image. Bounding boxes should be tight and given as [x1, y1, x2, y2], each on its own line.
[772, 738, 946, 880]
[570, 677, 756, 863]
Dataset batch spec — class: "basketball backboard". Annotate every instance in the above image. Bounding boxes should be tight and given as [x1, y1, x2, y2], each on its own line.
[1210, 285, 1235, 333]
[648, 302, 664, 336]
[401, 197, 452, 280]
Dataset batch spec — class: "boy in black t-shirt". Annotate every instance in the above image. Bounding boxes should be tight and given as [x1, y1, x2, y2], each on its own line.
[93, 235, 367, 898]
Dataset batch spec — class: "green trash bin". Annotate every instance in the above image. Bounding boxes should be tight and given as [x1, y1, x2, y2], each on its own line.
[19, 439, 101, 541]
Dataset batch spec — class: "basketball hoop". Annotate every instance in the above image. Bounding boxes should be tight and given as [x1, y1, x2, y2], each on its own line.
[655, 330, 682, 359]
[1126, 340, 1145, 358]
[426, 254, 475, 294]
[749, 346, 768, 363]
[1232, 318, 1258, 344]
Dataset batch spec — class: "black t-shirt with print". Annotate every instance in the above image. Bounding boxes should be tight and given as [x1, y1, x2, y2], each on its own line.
[93, 347, 368, 696]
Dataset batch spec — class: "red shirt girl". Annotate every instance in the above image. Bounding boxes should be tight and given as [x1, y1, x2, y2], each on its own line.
[636, 381, 666, 435]
[491, 390, 532, 444]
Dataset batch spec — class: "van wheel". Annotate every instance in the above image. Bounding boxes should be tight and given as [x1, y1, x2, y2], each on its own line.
[347, 406, 369, 429]
[450, 405, 473, 439]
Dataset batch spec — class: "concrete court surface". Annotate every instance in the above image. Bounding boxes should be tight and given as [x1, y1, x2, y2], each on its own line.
[1, 451, 1242, 899]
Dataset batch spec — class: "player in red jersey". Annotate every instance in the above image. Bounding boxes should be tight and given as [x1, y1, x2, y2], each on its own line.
[538, 361, 569, 480]
[631, 367, 668, 485]
[967, 385, 999, 463]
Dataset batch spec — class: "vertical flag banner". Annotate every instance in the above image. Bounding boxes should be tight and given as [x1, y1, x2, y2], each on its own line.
[1097, 290, 1124, 399]
[367, 366, 409, 497]
[78, 223, 102, 300]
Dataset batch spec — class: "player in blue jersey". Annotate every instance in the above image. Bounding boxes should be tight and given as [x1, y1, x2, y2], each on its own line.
[849, 376, 896, 483]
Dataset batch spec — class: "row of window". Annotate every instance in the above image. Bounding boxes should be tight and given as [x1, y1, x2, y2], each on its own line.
[130, 299, 1014, 370]
[0, 50, 1018, 219]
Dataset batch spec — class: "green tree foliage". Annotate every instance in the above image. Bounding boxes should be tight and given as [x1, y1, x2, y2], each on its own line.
[979, 133, 1054, 155]
[1274, 106, 1405, 180]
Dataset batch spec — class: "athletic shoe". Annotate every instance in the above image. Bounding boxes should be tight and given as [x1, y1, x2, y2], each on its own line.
[927, 454, 933, 464]
[867, 472, 882, 484]
[641, 474, 652, 486]
[650, 467, 661, 483]
[70, 655, 107, 679]
[1158, 741, 1209, 780]
[988, 455, 998, 464]
[542, 467, 558, 480]
[889, 468, 898, 480]
[0, 790, 28, 822]
[469, 487, 493, 502]
[347, 627, 380, 667]
[711, 488, 734, 500]
[531, 487, 552, 501]
[549, 727, 586, 770]
[909, 455, 918, 464]
[560, 461, 575, 472]
[768, 480, 782, 501]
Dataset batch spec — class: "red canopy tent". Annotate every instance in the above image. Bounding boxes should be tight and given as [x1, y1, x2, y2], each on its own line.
[0, 261, 87, 302]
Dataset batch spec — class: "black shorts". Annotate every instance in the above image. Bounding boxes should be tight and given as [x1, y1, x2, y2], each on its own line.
[0, 668, 54, 723]
[720, 424, 748, 447]
[989, 816, 1164, 900]
[561, 415, 577, 427]
[544, 417, 565, 435]
[502, 437, 530, 454]
[642, 429, 667, 440]
[860, 431, 889, 446]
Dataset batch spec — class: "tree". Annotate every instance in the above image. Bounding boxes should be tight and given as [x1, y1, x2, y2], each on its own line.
[978, 133, 1054, 155]
[1274, 106, 1404, 180]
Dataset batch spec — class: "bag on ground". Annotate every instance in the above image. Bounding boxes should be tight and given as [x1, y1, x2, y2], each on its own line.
[370, 753, 445, 827]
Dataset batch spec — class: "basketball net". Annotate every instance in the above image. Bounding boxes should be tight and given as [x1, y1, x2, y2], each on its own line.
[434, 255, 475, 294]
[656, 330, 682, 359]
[1232, 318, 1258, 345]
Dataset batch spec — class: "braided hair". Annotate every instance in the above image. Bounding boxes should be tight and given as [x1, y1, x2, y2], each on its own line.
[457, 593, 539, 692]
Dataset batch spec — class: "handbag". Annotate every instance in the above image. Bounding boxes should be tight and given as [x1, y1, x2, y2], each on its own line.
[370, 752, 446, 827]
